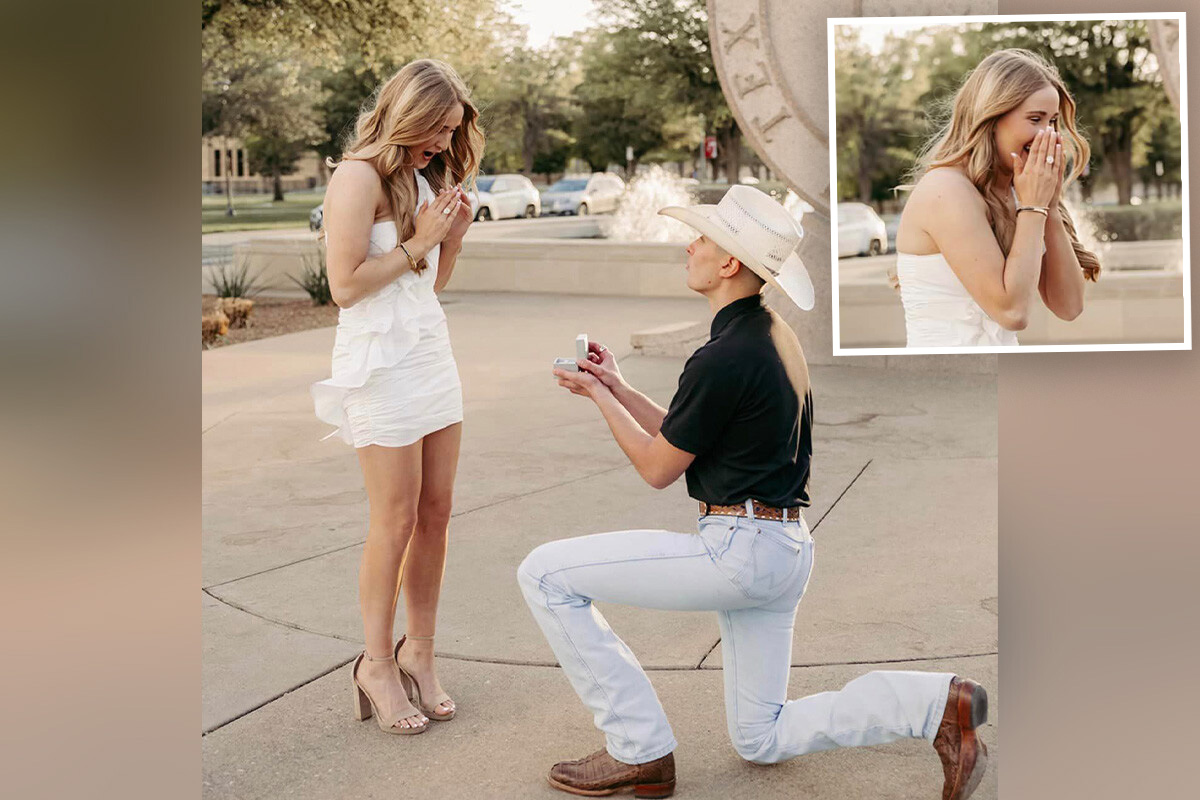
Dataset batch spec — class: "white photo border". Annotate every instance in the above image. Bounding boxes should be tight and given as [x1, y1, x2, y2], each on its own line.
[826, 11, 1190, 356]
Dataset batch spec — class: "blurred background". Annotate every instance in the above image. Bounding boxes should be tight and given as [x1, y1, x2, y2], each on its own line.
[832, 18, 1186, 348]
[200, 0, 816, 351]
[201, 0, 795, 234]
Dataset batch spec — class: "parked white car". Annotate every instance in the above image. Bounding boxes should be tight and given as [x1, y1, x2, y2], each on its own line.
[541, 173, 626, 216]
[473, 174, 540, 221]
[837, 202, 889, 257]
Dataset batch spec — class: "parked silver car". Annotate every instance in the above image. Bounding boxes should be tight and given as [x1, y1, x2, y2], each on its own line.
[837, 202, 889, 257]
[473, 174, 540, 221]
[541, 173, 626, 216]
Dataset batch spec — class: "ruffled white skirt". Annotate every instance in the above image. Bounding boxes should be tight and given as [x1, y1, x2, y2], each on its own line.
[311, 276, 462, 448]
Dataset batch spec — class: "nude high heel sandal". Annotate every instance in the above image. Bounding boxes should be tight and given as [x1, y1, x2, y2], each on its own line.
[394, 634, 456, 721]
[351, 651, 429, 735]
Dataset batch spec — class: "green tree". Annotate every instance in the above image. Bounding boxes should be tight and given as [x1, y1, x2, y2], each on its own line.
[834, 28, 924, 206]
[486, 44, 577, 175]
[1135, 113, 1183, 199]
[246, 133, 314, 201]
[593, 0, 738, 180]
[204, 0, 504, 208]
[573, 30, 672, 176]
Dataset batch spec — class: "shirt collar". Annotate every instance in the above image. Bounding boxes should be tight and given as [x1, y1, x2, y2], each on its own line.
[710, 293, 764, 337]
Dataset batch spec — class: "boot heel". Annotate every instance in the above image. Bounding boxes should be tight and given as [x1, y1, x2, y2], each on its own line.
[634, 780, 675, 799]
[967, 682, 988, 729]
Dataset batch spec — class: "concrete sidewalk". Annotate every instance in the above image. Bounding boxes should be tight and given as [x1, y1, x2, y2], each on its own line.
[202, 292, 998, 799]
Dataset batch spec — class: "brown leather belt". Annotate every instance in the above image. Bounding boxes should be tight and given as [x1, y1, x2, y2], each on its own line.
[698, 500, 803, 522]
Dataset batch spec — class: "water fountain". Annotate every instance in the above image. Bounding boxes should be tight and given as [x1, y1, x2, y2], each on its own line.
[605, 166, 696, 244]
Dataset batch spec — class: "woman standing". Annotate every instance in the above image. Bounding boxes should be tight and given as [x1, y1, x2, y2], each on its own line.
[312, 59, 484, 735]
[894, 48, 1100, 347]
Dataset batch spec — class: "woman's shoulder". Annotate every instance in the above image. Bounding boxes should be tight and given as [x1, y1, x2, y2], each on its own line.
[909, 167, 985, 212]
[913, 166, 977, 194]
[325, 160, 389, 220]
[330, 159, 385, 191]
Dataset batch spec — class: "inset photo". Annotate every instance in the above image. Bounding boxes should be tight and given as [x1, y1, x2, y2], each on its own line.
[827, 13, 1189, 354]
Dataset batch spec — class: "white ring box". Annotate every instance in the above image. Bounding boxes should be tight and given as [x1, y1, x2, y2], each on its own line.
[553, 334, 589, 373]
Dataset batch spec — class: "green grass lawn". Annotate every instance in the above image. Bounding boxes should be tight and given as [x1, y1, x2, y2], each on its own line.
[202, 189, 325, 233]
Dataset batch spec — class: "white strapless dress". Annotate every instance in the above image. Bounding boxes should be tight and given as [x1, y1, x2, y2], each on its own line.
[896, 251, 1019, 347]
[311, 171, 463, 447]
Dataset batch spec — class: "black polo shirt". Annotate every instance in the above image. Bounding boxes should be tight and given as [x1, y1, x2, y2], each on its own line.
[659, 293, 812, 508]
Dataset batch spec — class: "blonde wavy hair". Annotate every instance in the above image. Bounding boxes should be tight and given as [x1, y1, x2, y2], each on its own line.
[325, 59, 485, 271]
[910, 48, 1100, 281]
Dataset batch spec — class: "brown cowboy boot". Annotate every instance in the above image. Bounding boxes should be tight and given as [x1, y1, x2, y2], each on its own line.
[547, 748, 675, 798]
[933, 676, 989, 800]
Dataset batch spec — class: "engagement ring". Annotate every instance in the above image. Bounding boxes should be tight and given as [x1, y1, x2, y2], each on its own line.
[443, 206, 453, 215]
[1046, 156, 1054, 165]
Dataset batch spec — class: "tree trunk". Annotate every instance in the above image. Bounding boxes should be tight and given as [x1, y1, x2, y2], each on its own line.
[222, 135, 235, 216]
[857, 170, 872, 204]
[718, 125, 742, 183]
[1108, 150, 1134, 205]
[273, 172, 284, 202]
[1079, 171, 1094, 203]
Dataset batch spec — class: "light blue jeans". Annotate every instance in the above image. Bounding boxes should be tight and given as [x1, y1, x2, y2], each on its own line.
[518, 503, 954, 765]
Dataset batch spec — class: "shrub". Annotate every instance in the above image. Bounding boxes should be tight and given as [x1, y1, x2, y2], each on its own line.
[202, 309, 230, 348]
[289, 250, 332, 306]
[1084, 202, 1184, 242]
[216, 297, 254, 329]
[207, 259, 265, 298]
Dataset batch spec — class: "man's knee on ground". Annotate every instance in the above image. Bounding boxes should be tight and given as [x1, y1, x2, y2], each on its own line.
[730, 725, 785, 765]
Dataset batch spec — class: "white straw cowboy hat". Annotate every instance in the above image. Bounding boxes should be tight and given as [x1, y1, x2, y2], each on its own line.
[657, 185, 816, 311]
[658, 184, 815, 311]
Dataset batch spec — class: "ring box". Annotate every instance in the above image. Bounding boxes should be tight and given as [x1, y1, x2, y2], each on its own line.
[553, 334, 589, 373]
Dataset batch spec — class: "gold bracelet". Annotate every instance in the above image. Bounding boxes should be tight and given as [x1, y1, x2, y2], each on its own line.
[1016, 205, 1049, 218]
[397, 241, 421, 273]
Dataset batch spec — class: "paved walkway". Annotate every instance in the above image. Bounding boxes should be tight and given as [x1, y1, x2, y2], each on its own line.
[202, 292, 998, 799]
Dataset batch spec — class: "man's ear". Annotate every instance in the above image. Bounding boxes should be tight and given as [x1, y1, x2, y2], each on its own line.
[719, 255, 743, 279]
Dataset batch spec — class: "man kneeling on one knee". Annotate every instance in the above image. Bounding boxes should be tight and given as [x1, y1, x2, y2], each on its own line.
[518, 185, 988, 800]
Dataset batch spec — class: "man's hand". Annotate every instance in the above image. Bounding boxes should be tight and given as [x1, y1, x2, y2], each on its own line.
[577, 341, 624, 390]
[554, 366, 610, 400]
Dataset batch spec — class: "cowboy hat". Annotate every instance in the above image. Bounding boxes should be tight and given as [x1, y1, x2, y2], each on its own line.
[658, 184, 815, 311]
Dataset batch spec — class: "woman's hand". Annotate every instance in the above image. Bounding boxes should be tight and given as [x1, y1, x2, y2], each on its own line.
[1011, 128, 1060, 208]
[576, 341, 624, 390]
[1047, 131, 1067, 218]
[411, 187, 464, 254]
[443, 185, 474, 245]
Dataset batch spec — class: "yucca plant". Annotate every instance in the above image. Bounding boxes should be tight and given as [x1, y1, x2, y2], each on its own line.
[289, 250, 332, 306]
[207, 258, 265, 298]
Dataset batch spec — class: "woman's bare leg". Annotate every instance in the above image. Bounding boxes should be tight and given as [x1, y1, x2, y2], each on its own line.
[397, 422, 461, 716]
[354, 441, 427, 730]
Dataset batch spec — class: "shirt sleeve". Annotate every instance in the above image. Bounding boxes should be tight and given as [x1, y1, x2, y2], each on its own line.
[659, 347, 741, 456]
